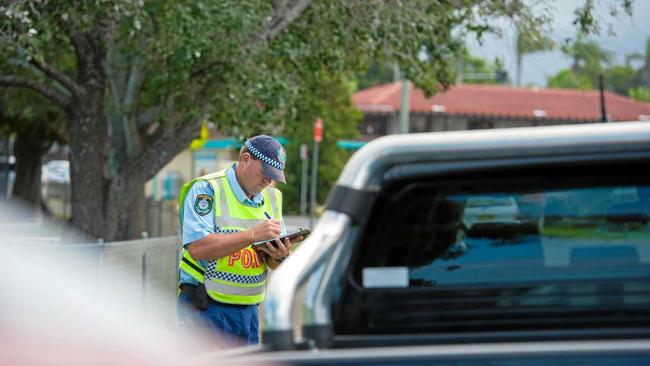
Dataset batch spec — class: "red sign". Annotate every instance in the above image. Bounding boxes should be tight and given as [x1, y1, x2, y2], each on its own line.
[314, 118, 323, 143]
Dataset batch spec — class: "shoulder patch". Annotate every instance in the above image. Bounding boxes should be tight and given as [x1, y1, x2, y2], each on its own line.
[194, 194, 213, 216]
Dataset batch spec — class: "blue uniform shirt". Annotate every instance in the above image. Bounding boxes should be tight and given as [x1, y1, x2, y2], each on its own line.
[180, 164, 285, 285]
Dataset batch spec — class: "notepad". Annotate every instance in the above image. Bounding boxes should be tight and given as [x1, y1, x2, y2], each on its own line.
[251, 228, 310, 249]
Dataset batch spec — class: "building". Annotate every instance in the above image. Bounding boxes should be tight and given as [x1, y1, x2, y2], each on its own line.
[352, 82, 650, 140]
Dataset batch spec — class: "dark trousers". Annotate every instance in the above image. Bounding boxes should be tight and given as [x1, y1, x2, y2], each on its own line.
[177, 290, 259, 345]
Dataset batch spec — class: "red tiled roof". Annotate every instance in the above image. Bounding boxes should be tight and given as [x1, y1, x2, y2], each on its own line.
[352, 82, 650, 122]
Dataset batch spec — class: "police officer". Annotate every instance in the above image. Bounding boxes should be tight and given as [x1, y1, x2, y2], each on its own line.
[177, 135, 302, 344]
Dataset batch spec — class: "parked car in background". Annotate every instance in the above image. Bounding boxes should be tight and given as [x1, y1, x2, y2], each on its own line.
[462, 195, 520, 229]
[41, 160, 71, 219]
[1, 154, 15, 198]
[458, 193, 541, 242]
[214, 121, 650, 365]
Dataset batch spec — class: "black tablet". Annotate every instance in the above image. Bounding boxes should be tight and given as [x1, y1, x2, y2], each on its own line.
[251, 228, 310, 249]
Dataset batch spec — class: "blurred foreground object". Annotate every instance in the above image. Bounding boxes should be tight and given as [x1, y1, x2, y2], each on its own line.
[0, 200, 243, 365]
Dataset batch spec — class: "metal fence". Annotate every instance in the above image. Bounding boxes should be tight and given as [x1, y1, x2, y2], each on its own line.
[4, 231, 307, 331]
[5, 235, 183, 317]
[2, 236, 185, 337]
[100, 236, 181, 301]
[145, 199, 180, 238]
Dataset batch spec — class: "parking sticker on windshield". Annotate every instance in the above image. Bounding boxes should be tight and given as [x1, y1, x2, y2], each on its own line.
[362, 267, 409, 288]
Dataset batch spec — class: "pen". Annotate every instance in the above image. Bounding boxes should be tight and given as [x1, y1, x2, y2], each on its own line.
[264, 211, 271, 220]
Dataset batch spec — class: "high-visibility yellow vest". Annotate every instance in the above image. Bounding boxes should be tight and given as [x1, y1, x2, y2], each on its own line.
[178, 169, 282, 305]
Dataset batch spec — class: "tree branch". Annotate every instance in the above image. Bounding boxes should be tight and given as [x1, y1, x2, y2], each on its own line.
[29, 58, 85, 97]
[58, 17, 98, 84]
[257, 0, 313, 44]
[0, 75, 71, 107]
[190, 59, 229, 79]
[135, 105, 163, 128]
[191, 0, 313, 79]
[118, 98, 208, 189]
[111, 117, 202, 215]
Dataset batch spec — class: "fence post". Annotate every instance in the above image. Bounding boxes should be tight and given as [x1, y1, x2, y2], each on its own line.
[141, 248, 147, 304]
[98, 239, 105, 283]
[158, 200, 163, 237]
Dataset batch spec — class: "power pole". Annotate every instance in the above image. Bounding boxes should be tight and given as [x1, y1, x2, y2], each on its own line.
[393, 65, 410, 134]
[399, 79, 410, 134]
[394, 65, 410, 134]
[599, 74, 608, 122]
[299, 143, 308, 216]
[309, 118, 323, 229]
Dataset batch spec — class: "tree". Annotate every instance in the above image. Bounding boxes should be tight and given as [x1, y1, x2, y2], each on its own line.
[626, 37, 650, 102]
[606, 64, 637, 95]
[0, 89, 66, 206]
[455, 48, 507, 84]
[356, 49, 509, 88]
[547, 35, 649, 98]
[629, 86, 650, 102]
[0, 1, 633, 240]
[515, 25, 554, 86]
[548, 35, 614, 89]
[639, 37, 650, 88]
[547, 69, 594, 90]
[356, 61, 395, 90]
[281, 75, 361, 215]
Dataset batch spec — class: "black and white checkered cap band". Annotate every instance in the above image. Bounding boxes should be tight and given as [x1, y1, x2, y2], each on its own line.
[245, 140, 285, 170]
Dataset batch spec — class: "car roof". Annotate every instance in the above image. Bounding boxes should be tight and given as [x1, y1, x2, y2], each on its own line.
[337, 121, 650, 190]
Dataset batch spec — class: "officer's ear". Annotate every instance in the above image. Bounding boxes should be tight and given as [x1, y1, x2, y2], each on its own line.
[240, 152, 252, 163]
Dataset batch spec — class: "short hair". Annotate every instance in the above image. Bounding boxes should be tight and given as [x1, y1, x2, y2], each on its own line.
[239, 144, 258, 160]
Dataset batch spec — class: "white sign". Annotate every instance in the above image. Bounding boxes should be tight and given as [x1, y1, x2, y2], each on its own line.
[362, 267, 409, 288]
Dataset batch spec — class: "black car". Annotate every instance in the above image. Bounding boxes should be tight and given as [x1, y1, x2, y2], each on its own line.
[223, 122, 650, 365]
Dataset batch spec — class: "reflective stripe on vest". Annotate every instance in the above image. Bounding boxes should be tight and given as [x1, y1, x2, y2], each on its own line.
[179, 250, 204, 283]
[205, 281, 266, 296]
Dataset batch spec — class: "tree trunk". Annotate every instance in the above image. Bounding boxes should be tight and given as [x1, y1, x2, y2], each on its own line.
[68, 97, 151, 242]
[56, 20, 203, 241]
[128, 187, 146, 239]
[66, 75, 196, 241]
[108, 182, 146, 241]
[68, 94, 109, 240]
[12, 130, 47, 205]
[62, 21, 113, 241]
[103, 118, 203, 241]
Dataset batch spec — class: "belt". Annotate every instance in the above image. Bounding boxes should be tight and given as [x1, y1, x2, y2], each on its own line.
[179, 283, 251, 308]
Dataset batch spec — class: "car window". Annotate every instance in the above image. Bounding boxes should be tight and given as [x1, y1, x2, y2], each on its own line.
[415, 186, 648, 286]
[333, 162, 650, 337]
[355, 184, 649, 287]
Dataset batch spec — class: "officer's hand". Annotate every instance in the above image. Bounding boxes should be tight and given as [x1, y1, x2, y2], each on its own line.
[258, 237, 292, 260]
[253, 220, 281, 242]
[289, 235, 304, 244]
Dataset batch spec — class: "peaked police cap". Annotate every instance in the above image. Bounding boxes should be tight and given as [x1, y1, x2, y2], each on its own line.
[245, 135, 286, 183]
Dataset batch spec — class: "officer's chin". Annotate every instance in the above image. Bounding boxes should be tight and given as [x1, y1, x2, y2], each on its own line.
[256, 183, 270, 192]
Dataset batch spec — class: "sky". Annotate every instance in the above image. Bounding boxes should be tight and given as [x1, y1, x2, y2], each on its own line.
[466, 0, 650, 87]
